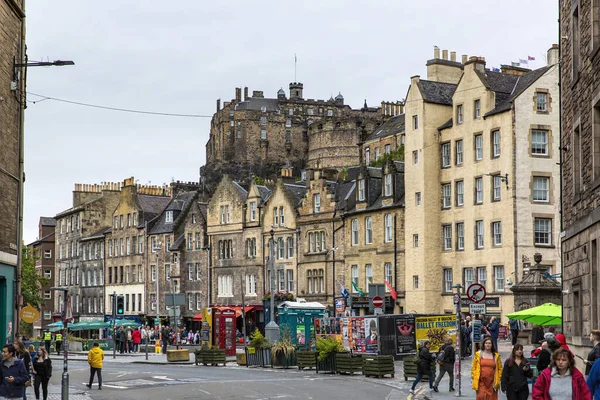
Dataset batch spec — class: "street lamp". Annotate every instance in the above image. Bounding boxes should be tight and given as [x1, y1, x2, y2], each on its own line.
[10, 56, 74, 339]
[49, 287, 70, 400]
[265, 229, 279, 343]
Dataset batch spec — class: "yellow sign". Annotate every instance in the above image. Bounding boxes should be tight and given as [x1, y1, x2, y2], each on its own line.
[415, 315, 457, 352]
[20, 304, 40, 324]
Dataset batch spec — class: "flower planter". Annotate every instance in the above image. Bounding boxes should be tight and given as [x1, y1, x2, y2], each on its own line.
[194, 349, 226, 366]
[363, 355, 395, 378]
[271, 350, 296, 369]
[245, 348, 271, 368]
[316, 352, 337, 374]
[335, 353, 363, 375]
[297, 350, 317, 370]
[402, 355, 434, 381]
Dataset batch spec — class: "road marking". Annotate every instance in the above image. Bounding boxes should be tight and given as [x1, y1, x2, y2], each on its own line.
[152, 375, 175, 381]
[198, 389, 211, 395]
[96, 383, 128, 389]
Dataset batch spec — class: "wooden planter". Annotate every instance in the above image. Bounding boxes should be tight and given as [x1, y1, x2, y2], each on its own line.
[402, 355, 435, 381]
[194, 349, 226, 366]
[363, 354, 395, 378]
[245, 348, 271, 368]
[335, 353, 363, 375]
[316, 352, 337, 374]
[271, 350, 297, 369]
[297, 350, 317, 370]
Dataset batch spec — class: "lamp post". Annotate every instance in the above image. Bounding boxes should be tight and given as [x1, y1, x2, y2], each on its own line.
[452, 283, 463, 397]
[265, 229, 279, 343]
[50, 287, 70, 400]
[11, 57, 74, 338]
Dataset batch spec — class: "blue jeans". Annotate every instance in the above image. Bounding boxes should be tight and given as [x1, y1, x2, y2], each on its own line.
[411, 370, 434, 390]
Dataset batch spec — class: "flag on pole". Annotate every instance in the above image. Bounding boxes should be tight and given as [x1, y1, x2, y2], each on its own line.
[384, 280, 397, 300]
[528, 56, 536, 61]
[491, 67, 501, 72]
[340, 283, 349, 299]
[351, 281, 364, 296]
[511, 62, 520, 67]
[519, 58, 528, 65]
[295, 53, 297, 63]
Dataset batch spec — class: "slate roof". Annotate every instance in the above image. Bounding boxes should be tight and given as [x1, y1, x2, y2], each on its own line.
[418, 80, 457, 105]
[283, 184, 307, 206]
[40, 217, 56, 227]
[149, 191, 196, 235]
[81, 227, 111, 242]
[484, 66, 552, 118]
[235, 98, 281, 112]
[335, 181, 356, 211]
[438, 118, 453, 131]
[232, 181, 248, 198]
[347, 166, 382, 181]
[256, 185, 272, 205]
[170, 234, 185, 251]
[26, 231, 55, 247]
[138, 194, 171, 225]
[365, 114, 405, 142]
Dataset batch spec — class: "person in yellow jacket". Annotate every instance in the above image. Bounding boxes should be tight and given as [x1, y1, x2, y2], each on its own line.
[472, 336, 503, 400]
[86, 342, 103, 390]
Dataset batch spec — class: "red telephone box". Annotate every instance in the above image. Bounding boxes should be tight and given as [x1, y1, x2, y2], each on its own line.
[212, 307, 237, 356]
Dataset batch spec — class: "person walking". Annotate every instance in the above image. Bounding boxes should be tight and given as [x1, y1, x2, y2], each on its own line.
[485, 317, 500, 351]
[161, 326, 169, 354]
[537, 335, 561, 373]
[531, 325, 544, 348]
[14, 340, 31, 400]
[0, 344, 30, 400]
[587, 330, 600, 376]
[86, 342, 103, 390]
[32, 347, 52, 400]
[501, 344, 532, 400]
[410, 340, 434, 394]
[54, 333, 62, 356]
[132, 328, 141, 353]
[472, 336, 503, 400]
[119, 327, 127, 354]
[126, 328, 133, 353]
[508, 319, 520, 346]
[533, 347, 590, 400]
[43, 331, 52, 354]
[433, 337, 455, 392]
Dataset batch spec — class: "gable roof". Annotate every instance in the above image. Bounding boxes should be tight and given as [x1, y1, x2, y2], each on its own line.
[418, 80, 457, 105]
[365, 114, 405, 142]
[149, 191, 197, 235]
[234, 97, 280, 112]
[138, 194, 171, 226]
[283, 184, 307, 206]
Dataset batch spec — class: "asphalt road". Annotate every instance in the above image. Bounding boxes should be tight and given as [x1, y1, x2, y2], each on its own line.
[58, 361, 397, 400]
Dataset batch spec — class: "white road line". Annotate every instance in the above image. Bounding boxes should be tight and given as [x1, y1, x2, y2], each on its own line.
[152, 375, 175, 381]
[198, 389, 211, 395]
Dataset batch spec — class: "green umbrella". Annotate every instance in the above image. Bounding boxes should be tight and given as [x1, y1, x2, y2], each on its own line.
[69, 320, 110, 331]
[114, 320, 141, 328]
[505, 302, 562, 326]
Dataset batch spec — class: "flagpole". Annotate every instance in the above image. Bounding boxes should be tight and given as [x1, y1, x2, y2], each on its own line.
[294, 53, 297, 82]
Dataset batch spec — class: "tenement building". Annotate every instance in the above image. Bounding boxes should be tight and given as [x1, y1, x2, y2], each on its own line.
[26, 217, 56, 336]
[403, 47, 560, 316]
[203, 83, 384, 187]
[560, 0, 600, 360]
[0, 0, 25, 345]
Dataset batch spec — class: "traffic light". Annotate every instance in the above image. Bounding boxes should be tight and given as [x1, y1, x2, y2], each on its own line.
[116, 295, 124, 315]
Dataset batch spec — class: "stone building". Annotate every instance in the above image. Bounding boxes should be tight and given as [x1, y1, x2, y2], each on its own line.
[105, 177, 171, 324]
[560, 0, 600, 360]
[403, 47, 560, 316]
[145, 185, 199, 325]
[0, 0, 25, 345]
[361, 112, 405, 166]
[79, 228, 108, 323]
[54, 182, 123, 321]
[26, 217, 56, 336]
[342, 161, 406, 315]
[203, 83, 384, 187]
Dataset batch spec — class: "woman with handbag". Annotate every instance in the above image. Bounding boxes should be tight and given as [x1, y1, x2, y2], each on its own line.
[501, 344, 532, 400]
[14, 340, 31, 400]
[32, 347, 52, 400]
[410, 340, 434, 394]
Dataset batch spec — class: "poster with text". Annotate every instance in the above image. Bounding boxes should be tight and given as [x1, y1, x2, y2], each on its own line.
[415, 315, 457, 352]
[394, 315, 416, 355]
[364, 317, 378, 354]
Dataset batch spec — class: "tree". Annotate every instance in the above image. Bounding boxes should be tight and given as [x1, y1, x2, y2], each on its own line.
[21, 246, 49, 310]
[369, 145, 405, 168]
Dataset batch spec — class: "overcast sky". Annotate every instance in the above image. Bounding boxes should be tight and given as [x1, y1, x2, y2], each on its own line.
[23, 0, 558, 243]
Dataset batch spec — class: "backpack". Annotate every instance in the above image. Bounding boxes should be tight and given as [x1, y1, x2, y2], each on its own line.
[436, 349, 446, 365]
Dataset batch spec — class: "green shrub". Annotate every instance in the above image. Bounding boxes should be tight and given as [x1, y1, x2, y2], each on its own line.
[249, 328, 270, 349]
[316, 337, 344, 361]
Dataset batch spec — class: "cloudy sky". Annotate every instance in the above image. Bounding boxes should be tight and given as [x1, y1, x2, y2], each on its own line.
[23, 0, 558, 243]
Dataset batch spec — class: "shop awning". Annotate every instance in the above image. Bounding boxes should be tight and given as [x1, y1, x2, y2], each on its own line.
[193, 313, 203, 322]
[214, 306, 255, 317]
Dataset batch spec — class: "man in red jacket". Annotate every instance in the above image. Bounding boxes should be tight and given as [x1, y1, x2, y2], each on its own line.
[131, 328, 141, 353]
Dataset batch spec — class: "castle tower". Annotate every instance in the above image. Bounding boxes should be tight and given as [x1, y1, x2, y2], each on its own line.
[289, 82, 303, 100]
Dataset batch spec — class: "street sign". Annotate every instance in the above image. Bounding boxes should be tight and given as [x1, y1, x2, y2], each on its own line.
[165, 293, 185, 306]
[374, 307, 383, 315]
[372, 296, 384, 308]
[453, 294, 460, 305]
[469, 303, 487, 315]
[466, 283, 487, 303]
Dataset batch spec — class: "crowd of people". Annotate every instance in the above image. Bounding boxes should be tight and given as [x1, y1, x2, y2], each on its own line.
[411, 320, 600, 400]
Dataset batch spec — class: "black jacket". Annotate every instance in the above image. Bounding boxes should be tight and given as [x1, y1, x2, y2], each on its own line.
[586, 344, 600, 375]
[440, 344, 455, 364]
[536, 347, 552, 372]
[418, 346, 433, 373]
[501, 358, 532, 393]
[32, 357, 52, 378]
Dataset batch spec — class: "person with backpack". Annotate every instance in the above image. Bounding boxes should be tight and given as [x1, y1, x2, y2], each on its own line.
[410, 340, 434, 394]
[433, 337, 455, 392]
[509, 319, 520, 346]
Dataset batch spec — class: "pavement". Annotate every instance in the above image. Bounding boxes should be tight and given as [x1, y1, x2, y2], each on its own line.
[37, 339, 525, 399]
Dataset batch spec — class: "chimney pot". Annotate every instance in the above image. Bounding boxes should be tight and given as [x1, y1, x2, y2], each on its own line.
[244, 87, 248, 101]
[450, 51, 456, 62]
[434, 47, 440, 59]
[442, 49, 448, 60]
[216, 99, 221, 113]
[462, 54, 468, 64]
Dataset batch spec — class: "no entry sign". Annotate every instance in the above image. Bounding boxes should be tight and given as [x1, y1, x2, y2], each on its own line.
[372, 296, 384, 308]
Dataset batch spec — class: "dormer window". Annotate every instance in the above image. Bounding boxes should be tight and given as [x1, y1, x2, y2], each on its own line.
[384, 174, 393, 196]
[165, 211, 173, 223]
[313, 194, 321, 213]
[358, 179, 366, 201]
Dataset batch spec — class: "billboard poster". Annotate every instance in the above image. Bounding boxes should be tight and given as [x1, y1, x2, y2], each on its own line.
[364, 317, 378, 353]
[314, 318, 343, 345]
[415, 315, 457, 352]
[394, 315, 416, 355]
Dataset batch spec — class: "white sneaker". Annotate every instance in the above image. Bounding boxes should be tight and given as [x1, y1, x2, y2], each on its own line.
[409, 389, 415, 394]
[429, 388, 434, 392]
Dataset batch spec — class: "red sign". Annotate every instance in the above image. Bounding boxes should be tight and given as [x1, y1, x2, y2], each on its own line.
[467, 283, 487, 303]
[372, 296, 384, 308]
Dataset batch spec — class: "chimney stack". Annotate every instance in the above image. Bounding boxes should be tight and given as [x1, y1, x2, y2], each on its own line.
[462, 54, 468, 64]
[244, 87, 248, 101]
[216, 99, 221, 113]
[547, 44, 559, 66]
[235, 87, 241, 102]
[434, 47, 440, 59]
[450, 51, 456, 62]
[442, 49, 448, 60]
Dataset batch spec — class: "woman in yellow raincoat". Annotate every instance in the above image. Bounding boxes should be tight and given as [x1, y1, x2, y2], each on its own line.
[472, 336, 503, 400]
